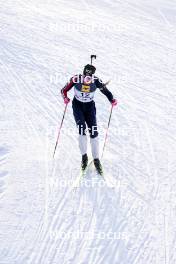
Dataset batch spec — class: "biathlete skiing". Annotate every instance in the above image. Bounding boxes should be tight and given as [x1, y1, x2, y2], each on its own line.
[61, 57, 117, 175]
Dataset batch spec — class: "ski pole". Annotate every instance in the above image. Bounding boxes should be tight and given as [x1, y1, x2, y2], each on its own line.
[53, 104, 68, 158]
[101, 104, 114, 159]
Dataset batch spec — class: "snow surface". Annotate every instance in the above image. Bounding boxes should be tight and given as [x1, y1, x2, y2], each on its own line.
[1, 0, 176, 263]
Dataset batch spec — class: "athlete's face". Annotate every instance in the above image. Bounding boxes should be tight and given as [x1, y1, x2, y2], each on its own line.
[85, 69, 93, 76]
[83, 76, 92, 84]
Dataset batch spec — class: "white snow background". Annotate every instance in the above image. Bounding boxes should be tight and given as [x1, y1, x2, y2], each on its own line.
[0, 0, 176, 263]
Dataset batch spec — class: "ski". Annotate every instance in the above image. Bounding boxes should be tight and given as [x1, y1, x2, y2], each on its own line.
[93, 159, 103, 176]
[72, 160, 93, 188]
[80, 159, 93, 180]
[95, 166, 105, 181]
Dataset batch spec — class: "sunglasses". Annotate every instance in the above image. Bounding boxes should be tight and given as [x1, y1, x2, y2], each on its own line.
[85, 69, 93, 74]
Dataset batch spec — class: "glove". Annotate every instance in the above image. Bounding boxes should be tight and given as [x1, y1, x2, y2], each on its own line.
[64, 97, 70, 104]
[111, 99, 118, 106]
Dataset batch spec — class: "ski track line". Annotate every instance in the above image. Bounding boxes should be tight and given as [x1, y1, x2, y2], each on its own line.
[128, 234, 150, 264]
[0, 64, 44, 259]
[68, 162, 151, 262]
[0, 46, 57, 262]
[94, 220, 127, 263]
[0, 147, 9, 198]
[0, 40, 58, 120]
[41, 194, 81, 263]
[74, 189, 102, 261]
[29, 186, 76, 263]
[119, 92, 171, 136]
[0, 61, 43, 146]
[1, 42, 60, 125]
[35, 175, 96, 262]
[33, 169, 111, 262]
[69, 180, 120, 263]
[117, 163, 151, 205]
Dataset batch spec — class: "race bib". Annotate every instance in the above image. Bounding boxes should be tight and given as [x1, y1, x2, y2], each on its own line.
[74, 88, 95, 102]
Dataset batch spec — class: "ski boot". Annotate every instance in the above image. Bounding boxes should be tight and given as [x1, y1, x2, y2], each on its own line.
[81, 154, 88, 170]
[94, 159, 103, 175]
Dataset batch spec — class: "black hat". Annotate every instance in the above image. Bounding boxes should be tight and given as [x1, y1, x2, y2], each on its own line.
[83, 64, 96, 76]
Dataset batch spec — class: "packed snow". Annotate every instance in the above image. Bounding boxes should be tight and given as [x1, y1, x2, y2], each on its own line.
[1, 0, 176, 263]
